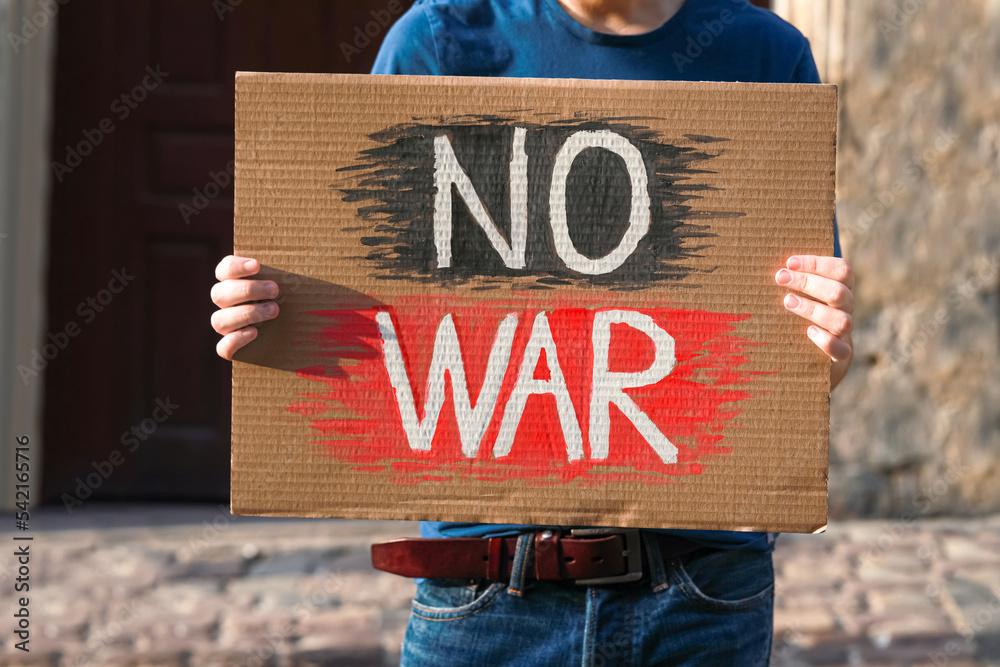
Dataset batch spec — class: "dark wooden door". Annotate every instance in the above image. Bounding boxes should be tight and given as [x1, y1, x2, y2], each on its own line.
[43, 0, 411, 502]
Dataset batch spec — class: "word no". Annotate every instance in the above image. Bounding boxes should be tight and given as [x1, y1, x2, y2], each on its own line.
[434, 128, 651, 275]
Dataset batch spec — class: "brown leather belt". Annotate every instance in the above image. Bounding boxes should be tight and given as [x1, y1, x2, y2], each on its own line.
[371, 529, 700, 585]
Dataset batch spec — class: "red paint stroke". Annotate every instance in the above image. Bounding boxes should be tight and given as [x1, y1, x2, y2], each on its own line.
[286, 296, 765, 487]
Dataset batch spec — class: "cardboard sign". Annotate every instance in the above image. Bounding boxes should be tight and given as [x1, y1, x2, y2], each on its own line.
[232, 73, 836, 533]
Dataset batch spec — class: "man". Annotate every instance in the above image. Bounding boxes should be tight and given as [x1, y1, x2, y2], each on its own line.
[211, 1, 854, 664]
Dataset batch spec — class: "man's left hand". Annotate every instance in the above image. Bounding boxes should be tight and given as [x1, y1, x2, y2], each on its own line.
[775, 255, 854, 390]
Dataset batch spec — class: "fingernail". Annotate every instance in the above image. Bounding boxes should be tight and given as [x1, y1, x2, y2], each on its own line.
[787, 256, 802, 271]
[776, 269, 792, 286]
[264, 282, 279, 298]
[263, 303, 278, 316]
[808, 325, 820, 338]
[243, 259, 257, 272]
[784, 294, 799, 309]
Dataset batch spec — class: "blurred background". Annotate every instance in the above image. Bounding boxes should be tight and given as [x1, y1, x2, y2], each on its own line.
[0, 0, 997, 665]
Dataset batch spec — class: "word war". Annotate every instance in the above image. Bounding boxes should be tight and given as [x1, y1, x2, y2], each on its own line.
[377, 309, 678, 464]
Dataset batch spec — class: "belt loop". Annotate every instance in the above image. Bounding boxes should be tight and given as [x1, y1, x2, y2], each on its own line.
[642, 532, 670, 592]
[506, 533, 534, 597]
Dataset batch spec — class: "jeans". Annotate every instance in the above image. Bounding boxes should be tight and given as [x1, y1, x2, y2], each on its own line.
[399, 533, 775, 667]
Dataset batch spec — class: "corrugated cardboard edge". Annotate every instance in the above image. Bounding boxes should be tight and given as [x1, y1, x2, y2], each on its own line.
[235, 70, 838, 98]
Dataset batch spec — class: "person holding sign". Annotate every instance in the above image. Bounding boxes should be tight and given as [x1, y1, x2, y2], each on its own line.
[211, 0, 854, 664]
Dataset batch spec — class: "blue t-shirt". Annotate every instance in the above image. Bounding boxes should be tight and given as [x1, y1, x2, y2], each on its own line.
[371, 0, 840, 551]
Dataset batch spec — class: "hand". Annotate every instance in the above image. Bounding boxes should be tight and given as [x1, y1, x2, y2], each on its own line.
[775, 255, 854, 390]
[211, 255, 280, 360]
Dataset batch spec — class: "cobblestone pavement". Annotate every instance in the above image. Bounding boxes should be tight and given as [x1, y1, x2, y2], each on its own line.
[1, 505, 998, 666]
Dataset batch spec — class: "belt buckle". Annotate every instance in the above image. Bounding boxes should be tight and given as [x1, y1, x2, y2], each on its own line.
[570, 528, 643, 585]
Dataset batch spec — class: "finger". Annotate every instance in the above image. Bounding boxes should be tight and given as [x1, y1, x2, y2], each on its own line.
[786, 255, 854, 290]
[211, 302, 278, 335]
[211, 279, 279, 308]
[217, 327, 258, 361]
[216, 255, 261, 281]
[775, 268, 854, 313]
[783, 293, 853, 337]
[806, 325, 853, 362]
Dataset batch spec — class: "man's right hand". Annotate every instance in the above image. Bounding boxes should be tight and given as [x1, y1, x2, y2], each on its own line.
[211, 255, 280, 360]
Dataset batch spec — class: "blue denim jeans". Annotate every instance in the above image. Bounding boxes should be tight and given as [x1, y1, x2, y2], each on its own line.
[400, 533, 774, 666]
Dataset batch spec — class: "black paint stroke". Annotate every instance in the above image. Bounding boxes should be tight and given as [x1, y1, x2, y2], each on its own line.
[335, 114, 743, 291]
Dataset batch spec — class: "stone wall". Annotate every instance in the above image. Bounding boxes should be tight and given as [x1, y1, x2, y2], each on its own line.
[0, 0, 56, 510]
[780, 0, 1000, 518]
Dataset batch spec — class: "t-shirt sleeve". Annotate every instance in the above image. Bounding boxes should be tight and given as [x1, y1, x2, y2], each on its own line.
[789, 37, 822, 85]
[833, 215, 843, 258]
[371, 4, 440, 75]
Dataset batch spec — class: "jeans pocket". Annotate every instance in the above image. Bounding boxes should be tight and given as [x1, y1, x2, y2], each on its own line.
[410, 578, 506, 621]
[668, 548, 775, 614]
